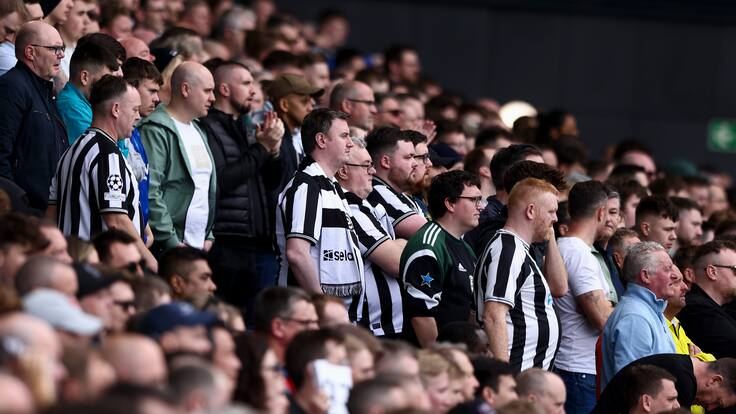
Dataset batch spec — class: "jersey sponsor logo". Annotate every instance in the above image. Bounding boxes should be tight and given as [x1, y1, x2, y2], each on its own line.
[420, 273, 433, 287]
[322, 249, 356, 262]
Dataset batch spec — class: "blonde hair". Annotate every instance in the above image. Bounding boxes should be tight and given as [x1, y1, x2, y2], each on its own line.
[507, 177, 559, 212]
[417, 349, 454, 384]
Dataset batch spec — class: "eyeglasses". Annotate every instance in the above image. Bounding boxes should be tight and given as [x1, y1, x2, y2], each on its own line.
[113, 300, 136, 312]
[348, 98, 376, 106]
[279, 316, 319, 327]
[31, 44, 65, 56]
[457, 195, 487, 207]
[413, 153, 430, 162]
[710, 264, 736, 274]
[345, 162, 374, 174]
[121, 259, 147, 274]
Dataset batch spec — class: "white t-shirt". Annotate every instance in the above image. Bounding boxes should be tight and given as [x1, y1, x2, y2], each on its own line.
[173, 119, 212, 249]
[554, 236, 611, 374]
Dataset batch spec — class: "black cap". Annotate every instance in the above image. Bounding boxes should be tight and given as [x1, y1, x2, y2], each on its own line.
[75, 263, 122, 299]
[39, 0, 61, 16]
[140, 302, 218, 338]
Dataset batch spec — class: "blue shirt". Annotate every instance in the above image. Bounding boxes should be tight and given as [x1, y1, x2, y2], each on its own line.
[56, 82, 92, 144]
[601, 283, 676, 388]
[117, 127, 150, 226]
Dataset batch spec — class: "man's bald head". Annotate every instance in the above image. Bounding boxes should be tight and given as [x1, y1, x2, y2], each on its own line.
[15, 20, 57, 56]
[101, 334, 168, 386]
[169, 61, 215, 120]
[170, 61, 210, 94]
[0, 312, 59, 353]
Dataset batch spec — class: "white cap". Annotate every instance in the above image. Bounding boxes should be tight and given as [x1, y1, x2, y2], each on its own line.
[23, 289, 103, 336]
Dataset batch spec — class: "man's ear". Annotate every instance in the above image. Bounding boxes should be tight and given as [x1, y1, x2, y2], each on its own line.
[80, 69, 90, 87]
[315, 132, 328, 149]
[111, 102, 121, 119]
[641, 394, 652, 412]
[444, 197, 456, 214]
[379, 153, 391, 170]
[277, 97, 289, 113]
[169, 274, 185, 295]
[597, 205, 606, 223]
[640, 221, 650, 237]
[525, 203, 535, 221]
[218, 82, 229, 97]
[181, 82, 191, 98]
[336, 165, 348, 181]
[340, 99, 352, 114]
[481, 386, 495, 406]
[479, 166, 491, 179]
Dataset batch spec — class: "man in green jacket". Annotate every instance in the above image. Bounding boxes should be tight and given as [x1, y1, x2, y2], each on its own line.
[139, 62, 217, 254]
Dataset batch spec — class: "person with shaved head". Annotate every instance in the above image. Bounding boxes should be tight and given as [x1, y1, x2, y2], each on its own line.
[139, 61, 217, 255]
[0, 21, 69, 214]
[100, 333, 168, 387]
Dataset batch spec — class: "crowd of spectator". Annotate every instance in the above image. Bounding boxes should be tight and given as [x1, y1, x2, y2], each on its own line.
[2, 0, 736, 413]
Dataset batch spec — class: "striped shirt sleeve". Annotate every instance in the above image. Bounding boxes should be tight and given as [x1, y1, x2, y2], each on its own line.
[484, 233, 527, 306]
[282, 174, 322, 244]
[94, 151, 132, 214]
[350, 203, 390, 257]
[368, 185, 417, 226]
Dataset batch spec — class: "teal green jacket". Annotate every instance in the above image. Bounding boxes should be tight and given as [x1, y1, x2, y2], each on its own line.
[138, 105, 216, 251]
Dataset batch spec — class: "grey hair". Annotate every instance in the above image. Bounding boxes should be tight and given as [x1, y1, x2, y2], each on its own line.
[622, 241, 667, 283]
[351, 136, 367, 148]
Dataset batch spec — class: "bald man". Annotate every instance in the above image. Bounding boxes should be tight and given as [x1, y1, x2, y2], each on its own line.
[0, 21, 69, 214]
[139, 62, 217, 255]
[100, 334, 168, 386]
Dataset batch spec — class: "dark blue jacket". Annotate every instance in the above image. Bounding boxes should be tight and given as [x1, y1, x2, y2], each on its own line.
[0, 62, 68, 213]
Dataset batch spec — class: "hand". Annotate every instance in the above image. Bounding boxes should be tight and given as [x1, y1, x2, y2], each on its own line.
[144, 225, 154, 248]
[411, 119, 437, 144]
[256, 111, 284, 154]
[689, 343, 703, 356]
[142, 248, 158, 273]
[203, 239, 213, 252]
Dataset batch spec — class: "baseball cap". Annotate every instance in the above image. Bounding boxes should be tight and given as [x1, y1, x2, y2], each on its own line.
[23, 289, 103, 336]
[264, 74, 324, 104]
[140, 302, 217, 338]
[75, 263, 123, 299]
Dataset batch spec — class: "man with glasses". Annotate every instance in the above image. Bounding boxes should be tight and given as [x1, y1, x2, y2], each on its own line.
[93, 229, 147, 276]
[253, 287, 319, 363]
[0, 21, 69, 215]
[336, 136, 407, 338]
[330, 80, 377, 134]
[401, 170, 482, 346]
[374, 93, 403, 128]
[678, 240, 736, 359]
[407, 129, 433, 219]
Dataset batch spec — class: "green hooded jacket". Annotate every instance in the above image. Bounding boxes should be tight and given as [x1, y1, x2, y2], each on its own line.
[138, 104, 217, 251]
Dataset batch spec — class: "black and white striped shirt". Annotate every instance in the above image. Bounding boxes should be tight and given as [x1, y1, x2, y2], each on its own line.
[475, 229, 560, 371]
[275, 160, 364, 321]
[366, 176, 420, 228]
[49, 128, 142, 239]
[344, 191, 404, 337]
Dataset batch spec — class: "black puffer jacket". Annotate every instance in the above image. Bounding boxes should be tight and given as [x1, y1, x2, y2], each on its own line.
[201, 109, 281, 243]
[0, 62, 68, 213]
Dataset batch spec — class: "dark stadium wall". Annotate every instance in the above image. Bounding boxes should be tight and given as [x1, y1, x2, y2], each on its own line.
[277, 0, 736, 176]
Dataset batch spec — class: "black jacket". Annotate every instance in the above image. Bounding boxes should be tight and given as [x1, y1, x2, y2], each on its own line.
[677, 283, 736, 359]
[201, 109, 281, 244]
[0, 62, 68, 213]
